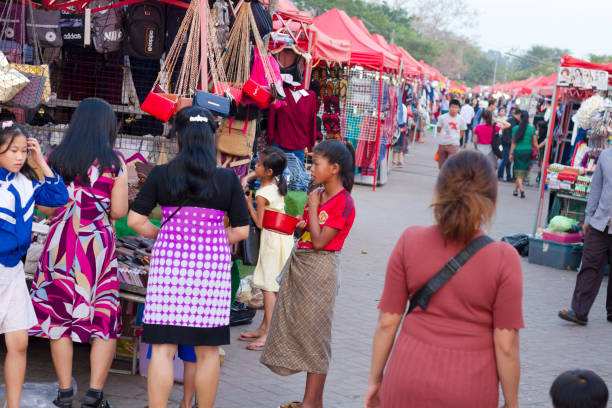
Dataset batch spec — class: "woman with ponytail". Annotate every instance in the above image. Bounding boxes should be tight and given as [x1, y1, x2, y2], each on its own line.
[366, 150, 523, 408]
[239, 147, 294, 351]
[510, 110, 537, 198]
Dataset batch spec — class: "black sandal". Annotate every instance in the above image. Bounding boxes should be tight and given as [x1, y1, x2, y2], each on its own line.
[558, 309, 588, 326]
[513, 190, 518, 197]
[520, 191, 526, 199]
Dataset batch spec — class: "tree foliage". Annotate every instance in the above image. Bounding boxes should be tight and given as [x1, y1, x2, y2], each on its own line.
[296, 0, 439, 62]
[589, 54, 612, 64]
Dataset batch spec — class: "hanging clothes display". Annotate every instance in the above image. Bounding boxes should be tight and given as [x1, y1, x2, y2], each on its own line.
[267, 83, 317, 151]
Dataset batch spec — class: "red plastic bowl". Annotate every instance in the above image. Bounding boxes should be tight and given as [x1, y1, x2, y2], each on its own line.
[262, 210, 299, 235]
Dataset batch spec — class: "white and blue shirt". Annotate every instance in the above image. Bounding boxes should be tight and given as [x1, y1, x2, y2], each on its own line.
[0, 167, 69, 267]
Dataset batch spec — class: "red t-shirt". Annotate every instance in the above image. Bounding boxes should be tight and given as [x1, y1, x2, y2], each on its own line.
[474, 124, 500, 145]
[297, 189, 356, 251]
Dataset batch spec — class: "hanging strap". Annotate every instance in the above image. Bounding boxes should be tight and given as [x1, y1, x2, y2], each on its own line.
[160, 204, 184, 228]
[406, 235, 495, 315]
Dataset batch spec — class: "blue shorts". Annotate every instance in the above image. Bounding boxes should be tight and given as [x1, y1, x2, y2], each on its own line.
[146, 344, 197, 363]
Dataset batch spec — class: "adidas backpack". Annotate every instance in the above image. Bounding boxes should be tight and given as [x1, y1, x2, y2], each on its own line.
[123, 1, 165, 60]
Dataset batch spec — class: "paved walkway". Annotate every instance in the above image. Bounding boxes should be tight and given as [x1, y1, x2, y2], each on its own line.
[2, 140, 610, 407]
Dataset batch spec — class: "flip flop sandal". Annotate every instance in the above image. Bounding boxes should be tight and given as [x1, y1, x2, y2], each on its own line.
[323, 96, 332, 113]
[330, 114, 341, 134]
[278, 402, 301, 408]
[238, 332, 259, 342]
[322, 113, 333, 133]
[319, 81, 327, 99]
[320, 69, 328, 81]
[246, 341, 266, 351]
[312, 69, 320, 82]
[325, 81, 335, 98]
[331, 96, 341, 114]
[558, 309, 588, 325]
[338, 80, 348, 102]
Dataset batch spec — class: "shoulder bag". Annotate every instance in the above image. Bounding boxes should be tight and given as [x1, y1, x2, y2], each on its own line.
[406, 235, 494, 315]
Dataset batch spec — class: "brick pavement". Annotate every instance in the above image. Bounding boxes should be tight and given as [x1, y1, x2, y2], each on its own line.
[1, 140, 610, 407]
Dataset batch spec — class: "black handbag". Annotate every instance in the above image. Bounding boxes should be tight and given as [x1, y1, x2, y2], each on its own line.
[407, 235, 494, 315]
[491, 124, 503, 159]
[241, 215, 261, 266]
[194, 90, 231, 117]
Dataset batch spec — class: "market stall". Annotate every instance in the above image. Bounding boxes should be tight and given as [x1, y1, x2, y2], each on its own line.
[1, 0, 318, 376]
[529, 56, 611, 270]
[313, 8, 400, 189]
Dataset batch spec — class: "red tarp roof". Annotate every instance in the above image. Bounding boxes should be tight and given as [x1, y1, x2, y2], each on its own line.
[396, 46, 423, 77]
[351, 17, 370, 35]
[310, 26, 351, 64]
[371, 34, 404, 73]
[313, 9, 399, 72]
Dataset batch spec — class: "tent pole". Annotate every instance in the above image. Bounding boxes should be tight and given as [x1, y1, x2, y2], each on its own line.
[200, 0, 208, 91]
[533, 82, 560, 233]
[372, 68, 384, 191]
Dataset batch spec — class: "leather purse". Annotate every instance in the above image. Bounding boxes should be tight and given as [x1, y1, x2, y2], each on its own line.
[140, 91, 179, 122]
[10, 63, 51, 103]
[242, 78, 271, 108]
[11, 72, 45, 108]
[194, 90, 230, 117]
[217, 118, 256, 156]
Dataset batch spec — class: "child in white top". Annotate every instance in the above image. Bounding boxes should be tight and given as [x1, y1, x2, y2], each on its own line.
[239, 147, 294, 351]
[0, 122, 68, 408]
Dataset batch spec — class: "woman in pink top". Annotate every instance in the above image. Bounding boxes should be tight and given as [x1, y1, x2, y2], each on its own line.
[365, 150, 523, 408]
[474, 110, 501, 169]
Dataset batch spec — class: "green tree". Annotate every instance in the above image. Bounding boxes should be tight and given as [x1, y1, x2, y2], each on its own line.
[589, 54, 612, 63]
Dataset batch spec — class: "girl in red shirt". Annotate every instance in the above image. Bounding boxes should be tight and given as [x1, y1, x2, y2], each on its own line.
[261, 140, 356, 408]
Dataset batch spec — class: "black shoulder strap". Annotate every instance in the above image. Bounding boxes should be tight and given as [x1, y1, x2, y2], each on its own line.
[160, 204, 184, 229]
[407, 235, 494, 315]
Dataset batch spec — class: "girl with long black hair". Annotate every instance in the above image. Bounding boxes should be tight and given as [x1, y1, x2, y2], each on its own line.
[261, 140, 357, 408]
[509, 110, 537, 198]
[128, 106, 249, 408]
[29, 98, 128, 408]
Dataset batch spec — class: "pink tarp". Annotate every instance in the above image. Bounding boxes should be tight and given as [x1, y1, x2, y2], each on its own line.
[313, 9, 399, 72]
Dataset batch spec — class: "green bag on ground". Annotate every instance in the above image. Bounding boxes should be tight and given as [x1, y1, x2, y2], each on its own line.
[549, 215, 577, 233]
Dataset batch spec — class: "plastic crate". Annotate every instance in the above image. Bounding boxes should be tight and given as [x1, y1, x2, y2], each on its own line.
[528, 236, 583, 270]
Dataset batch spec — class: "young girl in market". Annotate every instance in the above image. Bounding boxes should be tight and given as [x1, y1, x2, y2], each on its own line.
[0, 122, 69, 408]
[238, 147, 294, 351]
[260, 139, 356, 408]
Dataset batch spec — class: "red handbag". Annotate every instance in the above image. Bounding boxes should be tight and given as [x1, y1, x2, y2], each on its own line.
[140, 92, 179, 122]
[242, 79, 271, 108]
[213, 83, 243, 104]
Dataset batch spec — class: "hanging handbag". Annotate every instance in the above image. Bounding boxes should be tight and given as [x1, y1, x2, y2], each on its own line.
[406, 236, 494, 315]
[194, 90, 230, 117]
[242, 78, 271, 108]
[0, 51, 30, 103]
[10, 63, 51, 103]
[0, 1, 24, 44]
[217, 118, 256, 156]
[140, 91, 179, 122]
[140, 0, 199, 121]
[26, 7, 62, 48]
[11, 71, 45, 108]
[241, 214, 261, 266]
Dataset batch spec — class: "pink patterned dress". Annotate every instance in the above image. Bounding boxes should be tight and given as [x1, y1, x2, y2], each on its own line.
[30, 165, 121, 342]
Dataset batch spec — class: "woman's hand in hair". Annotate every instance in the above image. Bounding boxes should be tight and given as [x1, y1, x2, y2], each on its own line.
[27, 138, 54, 178]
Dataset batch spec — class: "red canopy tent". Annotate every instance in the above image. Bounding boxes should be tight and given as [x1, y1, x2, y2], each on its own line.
[395, 46, 423, 77]
[313, 9, 399, 72]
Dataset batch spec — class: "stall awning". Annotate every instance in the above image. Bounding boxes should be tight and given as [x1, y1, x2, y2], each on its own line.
[561, 55, 612, 86]
[309, 26, 351, 64]
[394, 45, 423, 77]
[313, 8, 399, 72]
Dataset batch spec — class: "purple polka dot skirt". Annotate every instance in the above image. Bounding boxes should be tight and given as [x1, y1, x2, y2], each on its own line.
[143, 207, 232, 329]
